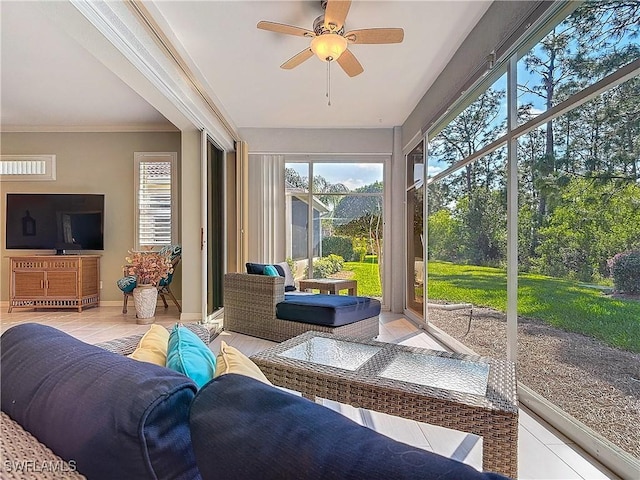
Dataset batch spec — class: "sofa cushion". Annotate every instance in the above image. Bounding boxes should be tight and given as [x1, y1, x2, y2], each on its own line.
[277, 294, 381, 326]
[214, 340, 271, 385]
[246, 261, 284, 276]
[0, 323, 200, 480]
[166, 324, 217, 388]
[246, 261, 297, 291]
[263, 264, 280, 276]
[276, 261, 296, 291]
[189, 374, 510, 480]
[128, 323, 170, 366]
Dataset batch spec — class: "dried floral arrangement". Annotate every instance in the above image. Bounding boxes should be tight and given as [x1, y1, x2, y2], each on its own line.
[125, 250, 173, 286]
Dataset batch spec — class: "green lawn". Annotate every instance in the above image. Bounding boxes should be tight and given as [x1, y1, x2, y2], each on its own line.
[344, 261, 381, 297]
[339, 258, 639, 352]
[428, 261, 640, 353]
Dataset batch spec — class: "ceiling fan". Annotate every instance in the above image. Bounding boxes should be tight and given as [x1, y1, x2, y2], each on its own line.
[257, 0, 404, 77]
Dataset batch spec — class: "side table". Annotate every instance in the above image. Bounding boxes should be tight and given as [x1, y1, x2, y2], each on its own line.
[298, 278, 357, 295]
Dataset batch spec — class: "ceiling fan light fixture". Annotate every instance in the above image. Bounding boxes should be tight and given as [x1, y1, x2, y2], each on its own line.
[310, 33, 347, 62]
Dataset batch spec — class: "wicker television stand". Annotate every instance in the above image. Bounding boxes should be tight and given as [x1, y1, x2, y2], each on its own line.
[8, 255, 100, 313]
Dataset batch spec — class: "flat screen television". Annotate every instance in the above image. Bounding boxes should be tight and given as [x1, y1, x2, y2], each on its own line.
[5, 193, 104, 253]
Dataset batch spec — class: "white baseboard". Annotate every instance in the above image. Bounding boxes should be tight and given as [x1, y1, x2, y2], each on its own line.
[98, 301, 122, 307]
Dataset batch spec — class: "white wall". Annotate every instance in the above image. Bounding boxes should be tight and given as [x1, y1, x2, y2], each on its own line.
[240, 128, 393, 154]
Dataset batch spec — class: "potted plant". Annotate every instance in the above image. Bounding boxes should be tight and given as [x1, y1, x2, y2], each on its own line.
[125, 249, 173, 324]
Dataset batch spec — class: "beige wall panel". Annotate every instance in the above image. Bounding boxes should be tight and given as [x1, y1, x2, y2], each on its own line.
[0, 131, 181, 304]
[179, 128, 202, 320]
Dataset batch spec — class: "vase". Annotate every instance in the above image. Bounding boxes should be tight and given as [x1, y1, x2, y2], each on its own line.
[132, 284, 158, 324]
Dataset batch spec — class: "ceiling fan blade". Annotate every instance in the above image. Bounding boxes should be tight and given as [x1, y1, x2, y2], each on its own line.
[337, 49, 363, 77]
[344, 28, 404, 44]
[257, 21, 315, 38]
[324, 0, 351, 31]
[281, 48, 314, 69]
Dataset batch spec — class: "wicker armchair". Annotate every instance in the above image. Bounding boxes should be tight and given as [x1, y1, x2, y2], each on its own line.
[223, 273, 379, 343]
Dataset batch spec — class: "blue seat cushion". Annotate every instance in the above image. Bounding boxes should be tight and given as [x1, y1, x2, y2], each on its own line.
[277, 294, 381, 327]
[0, 323, 200, 480]
[189, 374, 510, 480]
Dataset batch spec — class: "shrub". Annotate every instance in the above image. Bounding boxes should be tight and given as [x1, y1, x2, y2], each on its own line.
[285, 257, 296, 278]
[322, 236, 354, 261]
[310, 254, 344, 278]
[608, 250, 640, 294]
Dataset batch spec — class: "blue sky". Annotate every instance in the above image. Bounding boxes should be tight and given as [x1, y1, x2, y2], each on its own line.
[286, 162, 383, 191]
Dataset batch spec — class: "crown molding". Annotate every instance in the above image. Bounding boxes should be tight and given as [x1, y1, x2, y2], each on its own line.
[1, 124, 180, 133]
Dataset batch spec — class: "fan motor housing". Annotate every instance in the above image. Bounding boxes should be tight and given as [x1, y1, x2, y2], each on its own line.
[313, 15, 345, 36]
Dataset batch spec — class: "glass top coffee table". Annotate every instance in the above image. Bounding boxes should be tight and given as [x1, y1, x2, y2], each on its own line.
[251, 331, 518, 478]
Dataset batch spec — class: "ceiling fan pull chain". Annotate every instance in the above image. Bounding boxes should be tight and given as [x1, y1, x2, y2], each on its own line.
[327, 60, 332, 106]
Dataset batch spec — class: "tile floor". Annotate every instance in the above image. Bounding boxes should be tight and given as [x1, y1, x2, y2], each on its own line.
[0, 306, 621, 479]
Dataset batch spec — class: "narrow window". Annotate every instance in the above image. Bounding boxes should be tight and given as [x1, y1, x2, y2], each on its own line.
[0, 155, 56, 181]
[134, 152, 177, 249]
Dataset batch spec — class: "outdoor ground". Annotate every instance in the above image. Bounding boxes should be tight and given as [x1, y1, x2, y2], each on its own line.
[427, 305, 640, 459]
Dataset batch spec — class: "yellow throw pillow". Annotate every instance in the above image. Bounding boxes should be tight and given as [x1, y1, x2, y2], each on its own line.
[128, 324, 170, 366]
[214, 341, 272, 385]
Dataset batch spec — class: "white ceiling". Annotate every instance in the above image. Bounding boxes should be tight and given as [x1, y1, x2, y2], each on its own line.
[1, 0, 492, 132]
[0, 1, 174, 131]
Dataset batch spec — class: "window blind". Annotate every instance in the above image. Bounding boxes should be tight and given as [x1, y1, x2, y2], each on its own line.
[138, 160, 172, 246]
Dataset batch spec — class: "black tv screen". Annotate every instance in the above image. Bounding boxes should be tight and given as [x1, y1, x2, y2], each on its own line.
[6, 193, 104, 251]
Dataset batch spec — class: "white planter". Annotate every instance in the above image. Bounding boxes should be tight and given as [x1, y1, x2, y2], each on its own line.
[132, 284, 158, 324]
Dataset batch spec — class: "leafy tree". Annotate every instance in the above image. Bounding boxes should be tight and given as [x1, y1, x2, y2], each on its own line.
[454, 190, 507, 266]
[322, 236, 354, 261]
[535, 179, 640, 281]
[427, 209, 461, 261]
[515, 0, 640, 279]
[517, 0, 639, 268]
[430, 88, 506, 196]
[428, 86, 507, 266]
[285, 167, 348, 236]
[333, 182, 383, 256]
[285, 167, 307, 189]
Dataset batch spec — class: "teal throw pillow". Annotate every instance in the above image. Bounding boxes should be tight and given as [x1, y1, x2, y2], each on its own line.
[166, 325, 216, 388]
[263, 265, 279, 277]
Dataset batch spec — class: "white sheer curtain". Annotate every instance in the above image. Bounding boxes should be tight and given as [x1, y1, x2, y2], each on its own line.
[247, 154, 286, 263]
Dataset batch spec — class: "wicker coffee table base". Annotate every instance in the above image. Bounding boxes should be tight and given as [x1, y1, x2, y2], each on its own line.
[251, 332, 518, 478]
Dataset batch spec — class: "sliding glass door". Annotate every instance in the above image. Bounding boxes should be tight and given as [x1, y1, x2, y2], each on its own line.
[205, 137, 225, 316]
[405, 141, 424, 315]
[285, 160, 384, 301]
